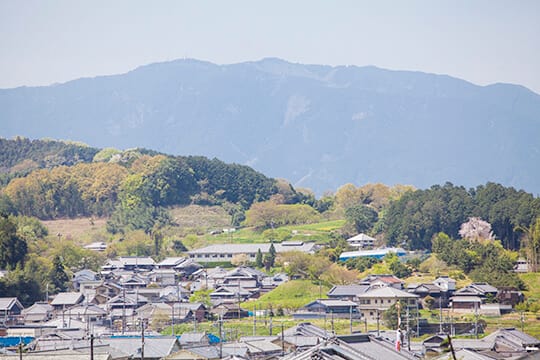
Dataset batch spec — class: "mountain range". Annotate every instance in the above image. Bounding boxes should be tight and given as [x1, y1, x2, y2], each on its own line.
[1, 58, 539, 195]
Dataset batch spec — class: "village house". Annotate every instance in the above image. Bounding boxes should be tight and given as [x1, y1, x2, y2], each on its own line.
[346, 233, 376, 248]
[360, 274, 405, 289]
[21, 302, 53, 324]
[356, 286, 419, 321]
[298, 299, 359, 318]
[50, 292, 84, 314]
[327, 284, 370, 302]
[0, 298, 24, 326]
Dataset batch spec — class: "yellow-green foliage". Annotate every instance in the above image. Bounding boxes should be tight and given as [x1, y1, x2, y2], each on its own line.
[520, 272, 540, 302]
[242, 280, 330, 312]
[244, 201, 321, 230]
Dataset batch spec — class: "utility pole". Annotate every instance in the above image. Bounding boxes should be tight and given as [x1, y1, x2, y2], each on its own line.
[219, 316, 223, 359]
[439, 298, 443, 334]
[406, 305, 410, 352]
[349, 305, 353, 334]
[376, 310, 380, 337]
[253, 304, 257, 336]
[90, 334, 94, 360]
[141, 318, 145, 360]
[122, 287, 126, 334]
[281, 321, 285, 356]
[416, 301, 420, 337]
[18, 342, 22, 360]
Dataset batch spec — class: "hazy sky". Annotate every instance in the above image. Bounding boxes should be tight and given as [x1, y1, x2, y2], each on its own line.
[1, 0, 539, 93]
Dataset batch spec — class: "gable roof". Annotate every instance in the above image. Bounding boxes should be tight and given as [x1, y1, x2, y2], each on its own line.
[95, 337, 179, 359]
[188, 242, 318, 255]
[347, 233, 376, 242]
[22, 302, 53, 315]
[118, 256, 156, 266]
[0, 297, 23, 311]
[327, 285, 370, 297]
[357, 287, 418, 299]
[482, 327, 540, 348]
[50, 292, 84, 306]
[158, 257, 186, 267]
[304, 299, 358, 308]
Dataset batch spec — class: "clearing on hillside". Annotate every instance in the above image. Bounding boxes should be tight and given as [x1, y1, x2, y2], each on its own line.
[169, 205, 232, 230]
[41, 217, 108, 243]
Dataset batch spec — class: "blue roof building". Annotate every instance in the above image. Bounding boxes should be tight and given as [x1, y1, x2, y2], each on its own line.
[339, 247, 407, 261]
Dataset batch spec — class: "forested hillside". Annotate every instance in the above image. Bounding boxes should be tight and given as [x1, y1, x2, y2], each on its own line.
[0, 138, 277, 232]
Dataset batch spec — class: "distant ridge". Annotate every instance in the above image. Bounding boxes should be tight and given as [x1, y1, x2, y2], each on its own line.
[1, 58, 539, 195]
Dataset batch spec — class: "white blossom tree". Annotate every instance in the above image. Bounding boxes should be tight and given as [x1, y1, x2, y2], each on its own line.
[459, 217, 495, 242]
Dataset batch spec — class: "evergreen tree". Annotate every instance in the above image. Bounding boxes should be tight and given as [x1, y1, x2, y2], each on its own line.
[50, 255, 69, 293]
[264, 243, 277, 271]
[256, 249, 263, 268]
[269, 243, 276, 267]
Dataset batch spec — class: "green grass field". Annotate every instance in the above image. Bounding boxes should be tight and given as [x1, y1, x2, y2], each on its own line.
[241, 280, 331, 312]
[186, 219, 346, 250]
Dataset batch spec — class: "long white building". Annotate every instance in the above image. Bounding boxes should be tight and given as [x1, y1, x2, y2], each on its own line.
[187, 241, 319, 263]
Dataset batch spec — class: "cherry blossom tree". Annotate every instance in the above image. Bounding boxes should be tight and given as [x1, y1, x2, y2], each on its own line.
[459, 217, 495, 242]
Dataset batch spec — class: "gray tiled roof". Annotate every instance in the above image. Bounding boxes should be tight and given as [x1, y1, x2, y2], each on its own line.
[50, 292, 84, 306]
[188, 242, 317, 255]
[97, 336, 179, 358]
[0, 297, 22, 311]
[158, 257, 186, 267]
[356, 287, 418, 299]
[327, 285, 370, 297]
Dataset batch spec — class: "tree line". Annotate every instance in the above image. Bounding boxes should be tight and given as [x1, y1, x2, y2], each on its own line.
[383, 182, 540, 250]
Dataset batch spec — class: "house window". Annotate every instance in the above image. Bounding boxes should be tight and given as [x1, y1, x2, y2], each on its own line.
[374, 299, 378, 304]
[388, 300, 391, 303]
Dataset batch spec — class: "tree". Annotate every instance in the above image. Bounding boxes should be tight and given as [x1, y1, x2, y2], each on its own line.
[320, 263, 359, 285]
[459, 217, 495, 242]
[345, 204, 378, 234]
[516, 217, 540, 272]
[0, 215, 28, 268]
[49, 255, 69, 293]
[0, 267, 43, 306]
[189, 288, 212, 307]
[264, 243, 277, 270]
[385, 253, 412, 278]
[243, 201, 320, 230]
[256, 249, 264, 268]
[383, 301, 419, 330]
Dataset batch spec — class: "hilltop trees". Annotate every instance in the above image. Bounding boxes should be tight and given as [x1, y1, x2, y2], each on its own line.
[0, 140, 279, 230]
[383, 182, 540, 250]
